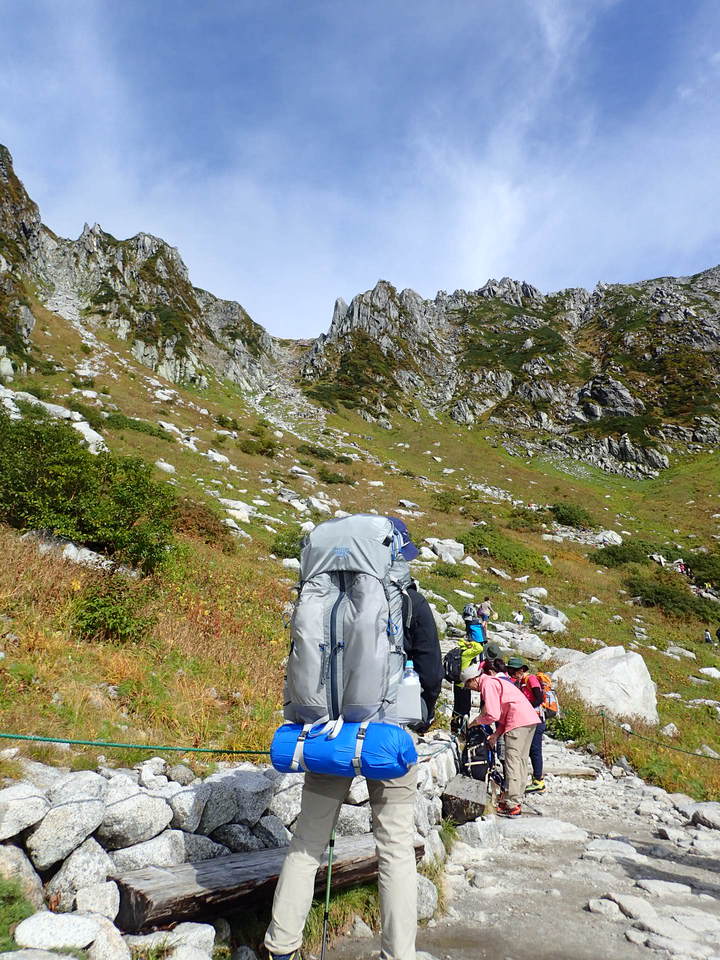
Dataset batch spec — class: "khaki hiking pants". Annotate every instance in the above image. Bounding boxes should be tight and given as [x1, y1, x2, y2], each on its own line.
[503, 723, 537, 806]
[265, 766, 418, 960]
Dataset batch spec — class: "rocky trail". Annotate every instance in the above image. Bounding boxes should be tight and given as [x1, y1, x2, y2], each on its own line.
[328, 735, 720, 960]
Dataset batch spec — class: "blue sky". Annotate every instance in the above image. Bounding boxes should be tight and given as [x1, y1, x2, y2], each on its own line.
[1, 0, 719, 337]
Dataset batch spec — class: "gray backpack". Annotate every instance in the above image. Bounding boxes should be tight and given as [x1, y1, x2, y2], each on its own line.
[284, 514, 412, 732]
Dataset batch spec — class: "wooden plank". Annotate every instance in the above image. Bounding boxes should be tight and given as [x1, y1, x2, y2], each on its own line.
[116, 834, 425, 933]
[441, 773, 488, 825]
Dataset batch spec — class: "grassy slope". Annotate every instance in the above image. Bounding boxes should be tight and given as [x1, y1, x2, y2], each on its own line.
[1, 295, 719, 797]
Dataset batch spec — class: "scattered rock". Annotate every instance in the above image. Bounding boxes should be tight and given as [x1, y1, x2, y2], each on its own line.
[416, 875, 438, 921]
[0, 783, 49, 840]
[14, 911, 102, 950]
[26, 798, 105, 869]
[586, 898, 622, 919]
[0, 844, 44, 908]
[553, 646, 659, 725]
[97, 792, 173, 849]
[45, 838, 115, 911]
[75, 881, 120, 920]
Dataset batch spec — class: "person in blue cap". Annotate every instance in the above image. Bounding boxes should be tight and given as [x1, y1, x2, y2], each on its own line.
[388, 516, 443, 731]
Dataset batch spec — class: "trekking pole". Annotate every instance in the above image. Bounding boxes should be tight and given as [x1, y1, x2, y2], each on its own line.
[320, 829, 336, 960]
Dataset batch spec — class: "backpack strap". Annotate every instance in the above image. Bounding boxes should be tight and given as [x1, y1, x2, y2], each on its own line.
[290, 722, 313, 772]
[289, 716, 330, 771]
[351, 720, 370, 774]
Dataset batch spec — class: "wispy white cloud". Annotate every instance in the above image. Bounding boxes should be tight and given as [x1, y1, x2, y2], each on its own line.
[1, 0, 719, 337]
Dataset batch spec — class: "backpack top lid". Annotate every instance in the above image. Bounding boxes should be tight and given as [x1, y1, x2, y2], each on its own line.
[300, 514, 406, 581]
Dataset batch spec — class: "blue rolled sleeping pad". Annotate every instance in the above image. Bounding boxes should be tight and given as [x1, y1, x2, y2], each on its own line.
[271, 720, 418, 780]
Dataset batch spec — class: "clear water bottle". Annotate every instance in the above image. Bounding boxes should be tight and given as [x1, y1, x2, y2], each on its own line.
[396, 659, 422, 723]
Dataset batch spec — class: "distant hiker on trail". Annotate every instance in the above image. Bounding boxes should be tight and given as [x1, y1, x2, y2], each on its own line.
[507, 657, 546, 794]
[265, 514, 441, 960]
[478, 596, 495, 639]
[705, 628, 713, 645]
[462, 657, 539, 818]
[451, 639, 501, 733]
[462, 601, 485, 644]
[512, 609, 525, 624]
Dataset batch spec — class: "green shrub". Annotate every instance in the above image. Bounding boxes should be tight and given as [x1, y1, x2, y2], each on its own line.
[318, 466, 351, 485]
[0, 876, 34, 950]
[590, 540, 656, 567]
[105, 412, 171, 441]
[506, 506, 548, 532]
[67, 398, 104, 432]
[335, 454, 353, 465]
[430, 490, 462, 513]
[72, 579, 154, 644]
[625, 568, 719, 621]
[238, 435, 278, 457]
[688, 552, 720, 589]
[547, 707, 588, 743]
[297, 443, 335, 461]
[434, 562, 463, 579]
[272, 526, 305, 560]
[0, 411, 175, 572]
[550, 502, 596, 529]
[460, 524, 545, 573]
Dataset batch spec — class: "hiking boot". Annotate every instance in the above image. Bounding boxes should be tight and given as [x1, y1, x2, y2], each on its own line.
[525, 777, 545, 794]
[497, 804, 522, 818]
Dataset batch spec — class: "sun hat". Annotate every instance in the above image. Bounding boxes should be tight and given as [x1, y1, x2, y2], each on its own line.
[506, 657, 526, 669]
[460, 662, 482, 683]
[482, 641, 501, 660]
[388, 516, 420, 561]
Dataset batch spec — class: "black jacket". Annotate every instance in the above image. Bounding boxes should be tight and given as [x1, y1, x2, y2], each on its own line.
[402, 583, 443, 725]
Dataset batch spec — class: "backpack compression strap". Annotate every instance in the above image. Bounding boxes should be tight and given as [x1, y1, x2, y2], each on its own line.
[289, 716, 330, 772]
[351, 720, 371, 774]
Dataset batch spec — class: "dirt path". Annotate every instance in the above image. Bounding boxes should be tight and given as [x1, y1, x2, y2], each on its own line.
[327, 737, 720, 960]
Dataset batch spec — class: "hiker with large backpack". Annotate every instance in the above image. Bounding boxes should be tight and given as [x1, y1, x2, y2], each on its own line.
[506, 657, 546, 794]
[461, 657, 539, 818]
[264, 514, 441, 960]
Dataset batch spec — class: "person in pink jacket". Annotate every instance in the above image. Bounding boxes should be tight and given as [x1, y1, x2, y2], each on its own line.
[461, 657, 539, 817]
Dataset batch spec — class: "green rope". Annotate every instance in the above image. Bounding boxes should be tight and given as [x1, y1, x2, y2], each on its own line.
[599, 711, 720, 762]
[0, 732, 270, 755]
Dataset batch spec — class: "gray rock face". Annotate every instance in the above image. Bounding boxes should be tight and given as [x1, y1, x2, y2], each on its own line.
[88, 917, 131, 960]
[197, 769, 273, 835]
[169, 783, 211, 832]
[169, 764, 196, 786]
[692, 802, 720, 830]
[253, 814, 291, 848]
[14, 911, 102, 950]
[48, 771, 108, 804]
[579, 375, 644, 417]
[109, 829, 186, 873]
[335, 803, 371, 837]
[553, 645, 659, 725]
[0, 783, 49, 840]
[416, 875, 438, 921]
[586, 898, 622, 919]
[0, 844, 44, 908]
[181, 832, 229, 862]
[211, 823, 264, 853]
[75, 881, 120, 920]
[124, 921, 215, 953]
[268, 783, 303, 826]
[26, 798, 105, 869]
[96, 792, 173, 849]
[46, 838, 115, 911]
